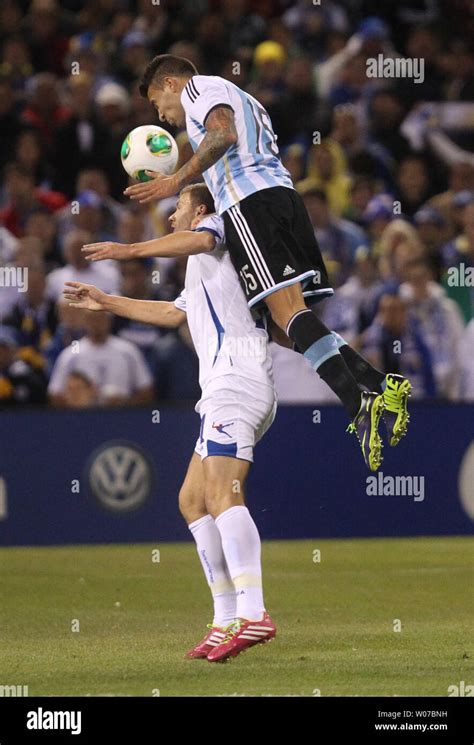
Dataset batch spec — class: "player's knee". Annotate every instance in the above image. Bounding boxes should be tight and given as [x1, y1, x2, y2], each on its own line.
[266, 286, 307, 330]
[178, 487, 206, 524]
[204, 478, 243, 518]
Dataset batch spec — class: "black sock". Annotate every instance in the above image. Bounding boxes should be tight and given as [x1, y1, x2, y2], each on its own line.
[339, 344, 385, 393]
[286, 310, 361, 419]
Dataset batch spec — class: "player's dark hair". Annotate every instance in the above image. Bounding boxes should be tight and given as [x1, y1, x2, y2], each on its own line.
[181, 183, 215, 215]
[139, 55, 198, 97]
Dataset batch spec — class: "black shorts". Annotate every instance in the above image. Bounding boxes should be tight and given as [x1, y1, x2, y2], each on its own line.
[222, 186, 334, 309]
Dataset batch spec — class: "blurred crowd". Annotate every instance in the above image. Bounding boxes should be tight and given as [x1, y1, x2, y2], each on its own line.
[0, 0, 473, 408]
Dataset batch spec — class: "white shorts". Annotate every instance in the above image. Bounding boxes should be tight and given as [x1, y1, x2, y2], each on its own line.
[194, 379, 277, 462]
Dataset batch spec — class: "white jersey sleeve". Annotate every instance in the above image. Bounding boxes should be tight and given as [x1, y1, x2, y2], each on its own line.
[182, 77, 233, 126]
[174, 289, 187, 313]
[193, 214, 225, 247]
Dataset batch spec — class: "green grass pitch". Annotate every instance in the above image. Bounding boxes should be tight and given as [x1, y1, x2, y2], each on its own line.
[1, 537, 473, 696]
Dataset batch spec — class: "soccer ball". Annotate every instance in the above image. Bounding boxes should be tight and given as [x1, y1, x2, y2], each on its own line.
[120, 125, 179, 182]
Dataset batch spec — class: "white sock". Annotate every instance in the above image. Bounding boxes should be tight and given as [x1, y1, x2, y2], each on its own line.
[188, 514, 236, 627]
[215, 505, 265, 622]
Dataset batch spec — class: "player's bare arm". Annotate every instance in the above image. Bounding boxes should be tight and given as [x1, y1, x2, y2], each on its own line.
[81, 229, 215, 262]
[64, 281, 186, 328]
[124, 106, 237, 204]
[175, 106, 238, 188]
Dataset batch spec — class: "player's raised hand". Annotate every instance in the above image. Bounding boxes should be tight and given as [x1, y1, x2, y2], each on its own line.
[82, 242, 131, 261]
[123, 171, 178, 203]
[63, 282, 107, 311]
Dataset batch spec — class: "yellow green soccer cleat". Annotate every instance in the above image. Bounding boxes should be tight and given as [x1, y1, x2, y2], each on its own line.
[347, 391, 385, 471]
[382, 374, 412, 446]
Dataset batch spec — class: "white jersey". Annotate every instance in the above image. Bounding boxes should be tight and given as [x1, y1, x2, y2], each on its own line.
[174, 215, 274, 406]
[181, 75, 293, 215]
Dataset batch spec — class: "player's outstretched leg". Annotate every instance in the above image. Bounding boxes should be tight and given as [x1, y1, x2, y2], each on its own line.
[333, 334, 412, 447]
[283, 306, 386, 469]
[179, 454, 237, 659]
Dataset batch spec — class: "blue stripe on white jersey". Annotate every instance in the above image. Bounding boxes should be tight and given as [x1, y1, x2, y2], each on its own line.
[181, 75, 293, 214]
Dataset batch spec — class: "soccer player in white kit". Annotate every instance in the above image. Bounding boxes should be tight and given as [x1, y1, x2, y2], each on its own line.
[122, 54, 412, 473]
[66, 184, 277, 662]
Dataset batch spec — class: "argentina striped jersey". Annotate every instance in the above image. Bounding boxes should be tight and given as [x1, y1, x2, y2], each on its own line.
[180, 75, 294, 215]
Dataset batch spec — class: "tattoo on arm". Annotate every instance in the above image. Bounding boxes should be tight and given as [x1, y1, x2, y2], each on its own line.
[175, 106, 237, 189]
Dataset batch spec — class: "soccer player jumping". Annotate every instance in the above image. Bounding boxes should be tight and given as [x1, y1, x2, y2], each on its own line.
[124, 54, 411, 470]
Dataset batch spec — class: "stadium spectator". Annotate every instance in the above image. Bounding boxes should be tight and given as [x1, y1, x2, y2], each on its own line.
[151, 321, 200, 401]
[48, 310, 153, 407]
[0, 163, 66, 237]
[23, 209, 62, 271]
[401, 257, 464, 398]
[395, 155, 433, 218]
[270, 56, 325, 148]
[0, 325, 47, 406]
[63, 370, 98, 408]
[442, 199, 474, 270]
[3, 265, 56, 368]
[14, 129, 54, 190]
[44, 298, 86, 373]
[68, 189, 117, 245]
[322, 247, 383, 340]
[45, 228, 119, 303]
[51, 73, 111, 197]
[112, 258, 164, 369]
[247, 41, 287, 111]
[1, 35, 34, 95]
[55, 168, 124, 242]
[413, 206, 447, 279]
[299, 186, 367, 286]
[305, 139, 352, 215]
[20, 72, 70, 146]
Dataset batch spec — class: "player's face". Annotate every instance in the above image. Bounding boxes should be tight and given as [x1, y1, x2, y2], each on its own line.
[169, 193, 195, 232]
[149, 80, 186, 128]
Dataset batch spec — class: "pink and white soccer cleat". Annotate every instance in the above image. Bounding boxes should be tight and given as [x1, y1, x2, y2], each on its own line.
[207, 612, 276, 662]
[185, 624, 229, 659]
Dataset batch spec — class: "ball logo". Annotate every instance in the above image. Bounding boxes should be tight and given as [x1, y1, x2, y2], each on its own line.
[146, 132, 172, 156]
[132, 169, 152, 182]
[86, 441, 155, 513]
[458, 442, 474, 521]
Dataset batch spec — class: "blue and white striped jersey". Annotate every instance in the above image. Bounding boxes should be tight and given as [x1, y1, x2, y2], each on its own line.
[180, 75, 294, 215]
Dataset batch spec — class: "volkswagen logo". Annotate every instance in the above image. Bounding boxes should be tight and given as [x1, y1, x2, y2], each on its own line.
[86, 441, 155, 513]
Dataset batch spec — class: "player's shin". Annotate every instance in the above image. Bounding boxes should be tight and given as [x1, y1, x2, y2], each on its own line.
[332, 333, 386, 393]
[214, 505, 265, 622]
[287, 310, 361, 419]
[188, 515, 236, 626]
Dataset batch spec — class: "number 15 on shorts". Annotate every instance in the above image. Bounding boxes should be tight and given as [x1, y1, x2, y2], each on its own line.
[240, 264, 258, 295]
